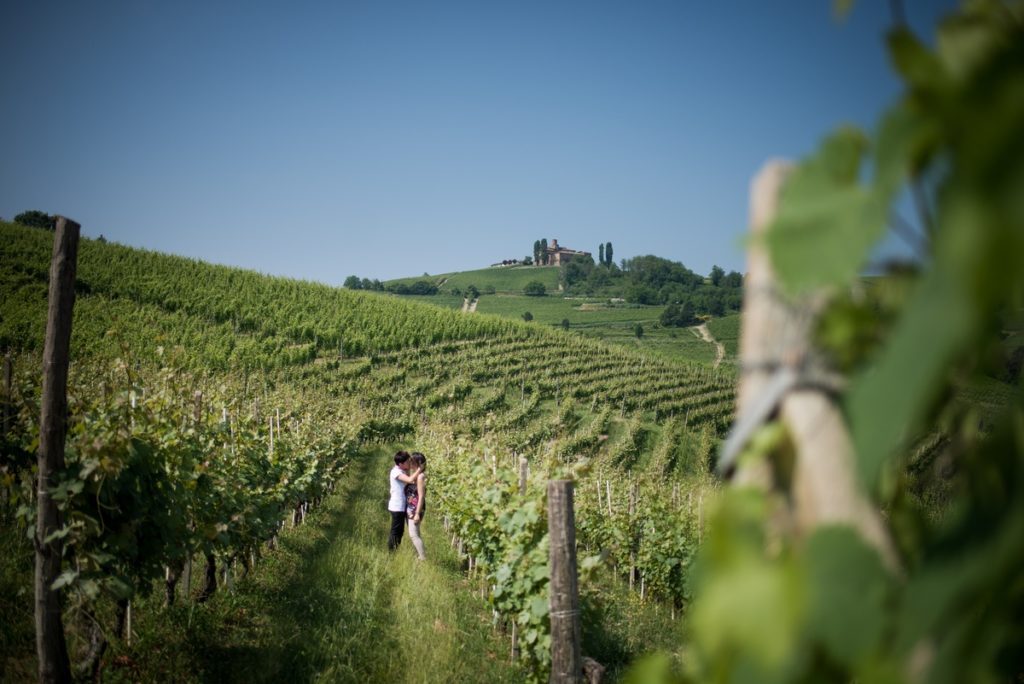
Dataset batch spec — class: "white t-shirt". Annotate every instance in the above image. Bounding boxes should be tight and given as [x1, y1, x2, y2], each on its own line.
[388, 466, 407, 512]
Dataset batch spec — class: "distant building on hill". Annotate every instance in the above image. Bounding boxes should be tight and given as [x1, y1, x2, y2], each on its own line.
[546, 239, 591, 266]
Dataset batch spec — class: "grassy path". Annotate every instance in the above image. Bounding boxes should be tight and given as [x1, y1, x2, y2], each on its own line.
[694, 323, 725, 369]
[122, 447, 522, 683]
[247, 447, 521, 683]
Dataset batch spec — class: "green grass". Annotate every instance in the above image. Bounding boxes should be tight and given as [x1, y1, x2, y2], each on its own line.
[399, 294, 465, 310]
[476, 294, 660, 325]
[707, 313, 740, 360]
[388, 266, 561, 294]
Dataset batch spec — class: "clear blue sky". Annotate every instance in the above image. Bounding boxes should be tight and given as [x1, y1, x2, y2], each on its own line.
[1, 0, 954, 285]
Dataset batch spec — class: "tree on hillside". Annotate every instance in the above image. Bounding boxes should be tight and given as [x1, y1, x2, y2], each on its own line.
[561, 256, 594, 291]
[522, 311, 533, 322]
[540, 239, 548, 265]
[524, 281, 546, 297]
[344, 275, 362, 289]
[14, 210, 54, 230]
[634, 323, 644, 339]
[724, 270, 743, 288]
[561, 318, 570, 330]
[523, 256, 533, 266]
[710, 264, 725, 286]
[466, 284, 480, 299]
[605, 242, 613, 266]
[599, 243, 605, 265]
[533, 240, 541, 265]
[660, 301, 696, 327]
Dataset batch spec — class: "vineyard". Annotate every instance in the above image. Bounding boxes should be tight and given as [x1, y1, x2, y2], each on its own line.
[0, 221, 734, 681]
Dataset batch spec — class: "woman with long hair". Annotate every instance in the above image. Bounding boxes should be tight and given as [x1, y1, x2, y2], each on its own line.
[405, 452, 427, 560]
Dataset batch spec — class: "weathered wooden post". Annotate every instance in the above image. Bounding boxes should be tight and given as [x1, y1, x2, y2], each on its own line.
[2, 354, 12, 438]
[723, 160, 898, 570]
[36, 216, 79, 683]
[548, 480, 582, 684]
[519, 456, 529, 495]
[626, 481, 634, 593]
[268, 416, 274, 456]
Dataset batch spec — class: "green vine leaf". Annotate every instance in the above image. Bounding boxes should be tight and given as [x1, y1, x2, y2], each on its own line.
[765, 127, 888, 295]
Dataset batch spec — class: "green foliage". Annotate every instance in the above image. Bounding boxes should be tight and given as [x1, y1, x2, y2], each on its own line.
[13, 210, 54, 230]
[522, 311, 533, 322]
[660, 4, 1024, 684]
[765, 126, 889, 295]
[706, 314, 740, 359]
[523, 281, 546, 297]
[660, 301, 696, 328]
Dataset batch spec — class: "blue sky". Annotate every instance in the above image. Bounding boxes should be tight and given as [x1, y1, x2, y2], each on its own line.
[1, 0, 954, 285]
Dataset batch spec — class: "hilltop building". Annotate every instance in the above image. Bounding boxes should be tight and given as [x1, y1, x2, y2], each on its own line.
[545, 239, 591, 266]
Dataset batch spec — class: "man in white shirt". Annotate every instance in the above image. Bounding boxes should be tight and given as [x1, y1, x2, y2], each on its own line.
[388, 451, 419, 551]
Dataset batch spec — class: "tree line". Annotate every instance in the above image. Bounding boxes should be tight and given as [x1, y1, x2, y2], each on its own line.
[561, 253, 743, 322]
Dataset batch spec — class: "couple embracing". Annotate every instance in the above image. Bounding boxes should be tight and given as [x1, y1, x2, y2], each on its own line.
[387, 450, 427, 560]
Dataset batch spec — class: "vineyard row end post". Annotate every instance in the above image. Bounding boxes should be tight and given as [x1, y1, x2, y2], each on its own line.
[36, 216, 80, 683]
[548, 479, 582, 684]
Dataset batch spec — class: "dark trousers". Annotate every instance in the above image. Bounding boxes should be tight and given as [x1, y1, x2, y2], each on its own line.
[388, 510, 406, 551]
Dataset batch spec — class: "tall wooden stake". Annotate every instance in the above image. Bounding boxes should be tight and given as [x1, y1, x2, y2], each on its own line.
[2, 354, 12, 438]
[36, 217, 79, 683]
[732, 161, 899, 570]
[548, 480, 582, 684]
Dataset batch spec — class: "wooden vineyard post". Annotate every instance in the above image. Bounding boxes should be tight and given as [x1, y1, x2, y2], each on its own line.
[182, 391, 202, 604]
[698, 492, 703, 544]
[628, 484, 637, 592]
[548, 480, 582, 684]
[268, 416, 274, 457]
[35, 217, 79, 684]
[2, 354, 12, 438]
[519, 456, 528, 495]
[727, 160, 899, 570]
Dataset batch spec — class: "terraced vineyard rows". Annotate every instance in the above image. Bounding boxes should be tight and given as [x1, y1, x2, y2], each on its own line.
[1, 221, 734, 680]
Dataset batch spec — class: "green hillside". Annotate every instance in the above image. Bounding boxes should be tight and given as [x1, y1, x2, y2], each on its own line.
[387, 264, 561, 294]
[0, 221, 733, 681]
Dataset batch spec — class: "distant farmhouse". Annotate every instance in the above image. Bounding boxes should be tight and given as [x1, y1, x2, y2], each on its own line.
[545, 239, 591, 266]
[492, 238, 592, 268]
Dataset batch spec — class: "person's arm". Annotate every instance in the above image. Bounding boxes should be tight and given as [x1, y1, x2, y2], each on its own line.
[414, 474, 425, 521]
[396, 467, 420, 484]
